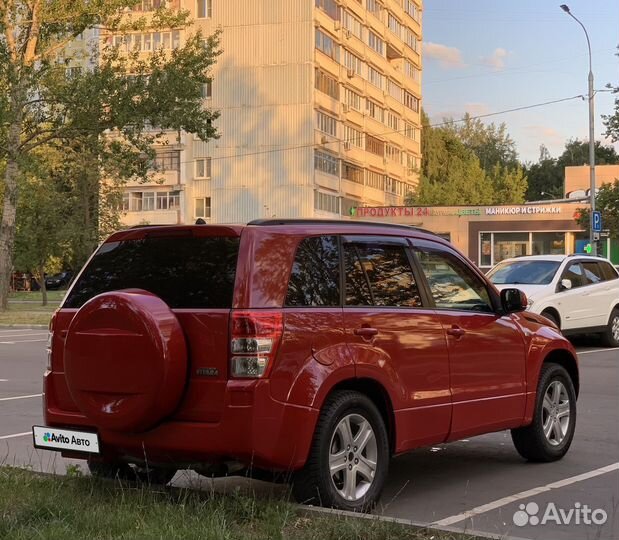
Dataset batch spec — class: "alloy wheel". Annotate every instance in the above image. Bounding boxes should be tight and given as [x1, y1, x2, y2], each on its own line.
[329, 413, 377, 501]
[542, 380, 571, 446]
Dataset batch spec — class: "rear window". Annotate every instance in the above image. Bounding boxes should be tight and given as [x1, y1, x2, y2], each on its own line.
[64, 236, 240, 309]
[488, 260, 561, 285]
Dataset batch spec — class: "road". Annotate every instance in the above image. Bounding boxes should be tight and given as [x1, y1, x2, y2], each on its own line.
[1, 327, 617, 540]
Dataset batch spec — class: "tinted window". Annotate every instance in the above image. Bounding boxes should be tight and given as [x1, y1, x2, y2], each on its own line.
[582, 261, 605, 285]
[600, 261, 619, 281]
[286, 236, 340, 307]
[562, 262, 584, 288]
[416, 248, 493, 313]
[488, 260, 561, 285]
[344, 242, 422, 307]
[64, 236, 239, 309]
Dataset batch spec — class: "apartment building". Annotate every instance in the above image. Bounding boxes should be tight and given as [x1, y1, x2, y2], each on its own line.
[114, 0, 423, 225]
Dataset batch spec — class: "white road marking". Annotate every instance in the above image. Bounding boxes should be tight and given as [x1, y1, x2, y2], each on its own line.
[577, 348, 619, 355]
[0, 339, 46, 344]
[0, 393, 43, 402]
[0, 432, 30, 440]
[433, 462, 619, 527]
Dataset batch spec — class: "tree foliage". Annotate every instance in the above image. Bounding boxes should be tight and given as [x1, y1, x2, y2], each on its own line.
[407, 112, 527, 206]
[576, 180, 619, 240]
[0, 1, 221, 308]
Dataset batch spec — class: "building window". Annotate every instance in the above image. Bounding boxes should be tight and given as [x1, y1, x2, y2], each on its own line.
[342, 162, 364, 185]
[386, 111, 400, 132]
[405, 28, 419, 51]
[201, 81, 212, 99]
[404, 121, 417, 139]
[405, 153, 418, 174]
[368, 66, 383, 89]
[404, 91, 419, 112]
[366, 99, 384, 123]
[122, 192, 130, 211]
[385, 177, 407, 196]
[344, 125, 363, 148]
[365, 134, 384, 157]
[385, 144, 401, 163]
[195, 197, 211, 218]
[315, 0, 340, 20]
[366, 170, 385, 190]
[367, 0, 382, 19]
[387, 79, 403, 102]
[316, 110, 338, 137]
[156, 192, 169, 210]
[403, 0, 420, 21]
[404, 59, 420, 81]
[314, 191, 340, 214]
[195, 158, 212, 179]
[343, 49, 364, 76]
[368, 31, 385, 56]
[343, 87, 362, 111]
[315, 69, 339, 99]
[315, 29, 339, 62]
[342, 10, 363, 40]
[152, 151, 180, 172]
[143, 191, 155, 211]
[387, 14, 402, 38]
[197, 0, 212, 18]
[314, 151, 339, 176]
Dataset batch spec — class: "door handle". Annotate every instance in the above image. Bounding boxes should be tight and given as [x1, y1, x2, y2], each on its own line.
[354, 327, 379, 338]
[446, 326, 466, 338]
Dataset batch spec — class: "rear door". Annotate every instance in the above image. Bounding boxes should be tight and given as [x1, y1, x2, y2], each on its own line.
[555, 260, 592, 330]
[581, 260, 617, 328]
[411, 241, 527, 440]
[341, 236, 451, 451]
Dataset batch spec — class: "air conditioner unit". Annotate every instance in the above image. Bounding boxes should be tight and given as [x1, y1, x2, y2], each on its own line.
[346, 68, 355, 78]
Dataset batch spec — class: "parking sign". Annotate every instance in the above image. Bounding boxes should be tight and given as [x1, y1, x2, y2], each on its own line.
[592, 211, 602, 233]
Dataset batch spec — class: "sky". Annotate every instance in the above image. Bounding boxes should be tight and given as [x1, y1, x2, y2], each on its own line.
[422, 0, 619, 163]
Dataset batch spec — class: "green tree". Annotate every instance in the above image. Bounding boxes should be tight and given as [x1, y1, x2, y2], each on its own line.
[576, 180, 619, 240]
[0, 1, 220, 309]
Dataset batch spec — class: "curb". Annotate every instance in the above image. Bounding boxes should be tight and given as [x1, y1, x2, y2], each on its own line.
[0, 324, 48, 330]
[298, 505, 531, 540]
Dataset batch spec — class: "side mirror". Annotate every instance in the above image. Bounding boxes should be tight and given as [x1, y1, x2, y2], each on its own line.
[501, 288, 528, 314]
[560, 278, 572, 290]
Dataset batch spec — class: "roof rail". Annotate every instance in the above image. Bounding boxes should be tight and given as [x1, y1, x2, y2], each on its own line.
[247, 218, 438, 237]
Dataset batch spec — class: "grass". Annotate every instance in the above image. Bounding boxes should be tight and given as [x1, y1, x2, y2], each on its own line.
[8, 290, 66, 302]
[0, 467, 477, 540]
[0, 302, 57, 326]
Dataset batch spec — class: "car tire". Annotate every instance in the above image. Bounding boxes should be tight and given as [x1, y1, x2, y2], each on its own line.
[511, 363, 577, 462]
[292, 390, 389, 512]
[600, 308, 619, 348]
[541, 310, 560, 329]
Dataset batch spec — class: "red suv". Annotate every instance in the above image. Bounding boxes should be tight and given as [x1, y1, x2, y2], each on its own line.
[35, 220, 579, 511]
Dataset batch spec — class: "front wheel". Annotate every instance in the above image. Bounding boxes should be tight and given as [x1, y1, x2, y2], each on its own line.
[601, 309, 619, 348]
[511, 363, 576, 462]
[292, 391, 389, 512]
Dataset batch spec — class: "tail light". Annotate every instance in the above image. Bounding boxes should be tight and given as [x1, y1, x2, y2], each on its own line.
[230, 311, 283, 378]
[46, 314, 55, 371]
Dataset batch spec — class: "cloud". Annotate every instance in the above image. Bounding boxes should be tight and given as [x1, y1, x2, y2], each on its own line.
[481, 48, 509, 71]
[464, 102, 491, 117]
[524, 125, 563, 144]
[424, 42, 466, 69]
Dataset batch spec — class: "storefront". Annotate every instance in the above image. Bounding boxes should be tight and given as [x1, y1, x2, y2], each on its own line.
[350, 202, 619, 269]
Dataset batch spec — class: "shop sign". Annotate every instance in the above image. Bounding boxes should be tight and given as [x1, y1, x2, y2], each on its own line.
[485, 206, 562, 216]
[351, 207, 481, 218]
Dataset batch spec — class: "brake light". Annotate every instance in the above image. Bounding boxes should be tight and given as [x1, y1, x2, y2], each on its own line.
[46, 314, 55, 371]
[230, 311, 283, 378]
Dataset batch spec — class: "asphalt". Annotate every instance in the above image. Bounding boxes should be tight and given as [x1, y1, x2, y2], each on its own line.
[1, 328, 617, 540]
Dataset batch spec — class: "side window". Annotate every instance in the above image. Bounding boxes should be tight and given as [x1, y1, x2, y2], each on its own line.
[344, 242, 422, 307]
[285, 236, 340, 307]
[582, 261, 605, 285]
[600, 262, 619, 281]
[562, 262, 584, 288]
[415, 247, 493, 313]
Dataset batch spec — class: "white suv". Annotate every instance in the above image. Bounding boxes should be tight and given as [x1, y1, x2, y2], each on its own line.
[487, 255, 619, 347]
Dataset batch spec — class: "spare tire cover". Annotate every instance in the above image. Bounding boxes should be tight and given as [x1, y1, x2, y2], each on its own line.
[64, 289, 187, 433]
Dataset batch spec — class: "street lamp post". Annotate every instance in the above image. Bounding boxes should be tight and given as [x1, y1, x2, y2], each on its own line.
[560, 4, 597, 255]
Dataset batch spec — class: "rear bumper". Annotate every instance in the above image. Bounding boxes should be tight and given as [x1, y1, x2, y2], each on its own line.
[44, 372, 318, 471]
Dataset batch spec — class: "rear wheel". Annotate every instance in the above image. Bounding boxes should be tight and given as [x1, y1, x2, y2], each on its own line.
[292, 391, 389, 512]
[600, 309, 619, 348]
[511, 363, 576, 462]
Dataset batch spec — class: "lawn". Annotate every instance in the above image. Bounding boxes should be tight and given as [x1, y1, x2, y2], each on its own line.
[0, 467, 477, 540]
[0, 302, 57, 326]
[8, 290, 66, 302]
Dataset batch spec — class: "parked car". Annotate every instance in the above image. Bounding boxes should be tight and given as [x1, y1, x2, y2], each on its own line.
[487, 255, 619, 347]
[45, 271, 73, 290]
[35, 221, 579, 511]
